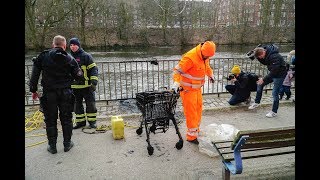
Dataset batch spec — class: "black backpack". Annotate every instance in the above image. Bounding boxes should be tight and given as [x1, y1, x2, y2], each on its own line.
[246, 72, 259, 92]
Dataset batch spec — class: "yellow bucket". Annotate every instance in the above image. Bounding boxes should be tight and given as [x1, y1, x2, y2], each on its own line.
[111, 116, 124, 140]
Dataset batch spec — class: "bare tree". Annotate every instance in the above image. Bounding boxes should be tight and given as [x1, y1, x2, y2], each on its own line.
[25, 0, 71, 50]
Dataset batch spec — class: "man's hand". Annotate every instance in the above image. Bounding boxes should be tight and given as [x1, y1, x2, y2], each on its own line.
[32, 92, 39, 100]
[257, 78, 264, 85]
[90, 84, 96, 92]
[209, 77, 215, 83]
[230, 77, 237, 83]
[172, 82, 181, 93]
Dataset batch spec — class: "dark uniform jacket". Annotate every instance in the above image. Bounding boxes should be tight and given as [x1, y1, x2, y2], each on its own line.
[70, 48, 98, 89]
[257, 44, 287, 82]
[233, 72, 251, 99]
[29, 47, 82, 92]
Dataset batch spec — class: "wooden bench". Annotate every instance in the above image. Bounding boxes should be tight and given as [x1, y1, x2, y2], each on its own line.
[211, 126, 295, 180]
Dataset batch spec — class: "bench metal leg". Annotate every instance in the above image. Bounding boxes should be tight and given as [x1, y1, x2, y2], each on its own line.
[222, 167, 230, 180]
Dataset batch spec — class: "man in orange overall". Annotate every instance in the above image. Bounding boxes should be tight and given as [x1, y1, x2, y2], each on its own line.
[172, 41, 216, 145]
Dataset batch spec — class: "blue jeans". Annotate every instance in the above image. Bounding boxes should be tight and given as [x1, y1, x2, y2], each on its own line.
[254, 77, 285, 113]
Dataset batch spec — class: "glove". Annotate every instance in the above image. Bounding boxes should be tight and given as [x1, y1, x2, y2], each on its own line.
[209, 77, 215, 83]
[32, 92, 39, 100]
[171, 82, 180, 93]
[90, 84, 96, 92]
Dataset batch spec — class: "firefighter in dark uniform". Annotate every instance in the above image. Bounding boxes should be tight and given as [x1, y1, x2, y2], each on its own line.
[29, 35, 83, 154]
[69, 37, 99, 129]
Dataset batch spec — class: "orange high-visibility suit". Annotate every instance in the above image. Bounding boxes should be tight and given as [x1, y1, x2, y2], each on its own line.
[173, 41, 216, 141]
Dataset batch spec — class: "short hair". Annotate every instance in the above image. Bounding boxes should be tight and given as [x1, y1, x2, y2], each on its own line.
[254, 47, 265, 57]
[53, 35, 66, 47]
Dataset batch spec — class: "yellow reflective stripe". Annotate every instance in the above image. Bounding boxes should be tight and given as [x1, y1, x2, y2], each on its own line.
[90, 76, 98, 80]
[87, 117, 96, 121]
[74, 119, 85, 123]
[86, 113, 97, 116]
[180, 81, 203, 89]
[71, 84, 91, 89]
[81, 65, 89, 80]
[87, 63, 96, 69]
[76, 114, 85, 118]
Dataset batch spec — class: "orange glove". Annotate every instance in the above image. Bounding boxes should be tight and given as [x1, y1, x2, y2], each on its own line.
[32, 92, 39, 100]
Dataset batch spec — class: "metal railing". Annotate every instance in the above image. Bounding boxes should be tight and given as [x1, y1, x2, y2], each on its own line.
[25, 57, 292, 105]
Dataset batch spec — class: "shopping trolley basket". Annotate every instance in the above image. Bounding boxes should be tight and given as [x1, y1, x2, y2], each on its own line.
[135, 90, 183, 155]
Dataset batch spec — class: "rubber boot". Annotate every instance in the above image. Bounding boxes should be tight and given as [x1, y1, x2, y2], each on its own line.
[73, 121, 86, 129]
[62, 122, 74, 152]
[46, 126, 57, 154]
[63, 141, 74, 152]
[89, 121, 97, 129]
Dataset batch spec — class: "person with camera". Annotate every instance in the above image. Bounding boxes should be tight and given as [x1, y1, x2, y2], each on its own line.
[69, 37, 99, 129]
[247, 44, 287, 118]
[225, 65, 251, 105]
[29, 35, 83, 154]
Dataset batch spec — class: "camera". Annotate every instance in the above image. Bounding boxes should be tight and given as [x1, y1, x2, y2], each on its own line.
[226, 74, 235, 81]
[246, 50, 255, 60]
[246, 44, 262, 60]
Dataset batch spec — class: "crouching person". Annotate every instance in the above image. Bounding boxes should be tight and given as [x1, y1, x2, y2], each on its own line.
[225, 65, 251, 105]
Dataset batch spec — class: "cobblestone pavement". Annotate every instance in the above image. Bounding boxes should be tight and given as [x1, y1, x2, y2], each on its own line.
[94, 89, 295, 121]
[25, 89, 295, 122]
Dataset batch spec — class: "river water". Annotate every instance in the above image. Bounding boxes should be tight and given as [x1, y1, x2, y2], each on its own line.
[25, 44, 295, 64]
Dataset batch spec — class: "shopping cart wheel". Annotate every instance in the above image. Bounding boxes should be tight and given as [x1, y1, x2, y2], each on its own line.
[147, 146, 154, 155]
[136, 127, 143, 135]
[175, 140, 183, 150]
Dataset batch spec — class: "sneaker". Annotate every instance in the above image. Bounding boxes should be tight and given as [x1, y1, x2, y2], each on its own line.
[248, 103, 260, 110]
[187, 138, 199, 145]
[266, 111, 277, 118]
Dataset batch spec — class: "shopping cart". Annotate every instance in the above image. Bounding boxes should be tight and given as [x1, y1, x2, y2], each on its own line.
[135, 90, 183, 155]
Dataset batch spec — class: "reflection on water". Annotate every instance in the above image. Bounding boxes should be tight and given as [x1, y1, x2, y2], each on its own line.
[25, 44, 294, 63]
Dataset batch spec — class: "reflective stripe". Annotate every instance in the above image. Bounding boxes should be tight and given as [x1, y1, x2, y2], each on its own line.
[87, 117, 96, 121]
[81, 65, 89, 81]
[187, 127, 199, 136]
[87, 63, 96, 70]
[71, 84, 91, 89]
[180, 81, 203, 89]
[90, 76, 98, 80]
[174, 65, 184, 74]
[75, 118, 85, 123]
[174, 66, 204, 81]
[76, 114, 85, 118]
[181, 73, 204, 81]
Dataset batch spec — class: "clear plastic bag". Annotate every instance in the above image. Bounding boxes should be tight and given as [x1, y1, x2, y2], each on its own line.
[198, 123, 239, 157]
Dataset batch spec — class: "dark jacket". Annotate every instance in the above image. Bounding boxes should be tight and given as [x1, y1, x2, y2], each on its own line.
[233, 72, 251, 99]
[29, 47, 82, 92]
[257, 44, 287, 82]
[70, 48, 98, 89]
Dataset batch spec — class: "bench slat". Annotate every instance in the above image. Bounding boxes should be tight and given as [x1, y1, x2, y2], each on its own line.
[222, 146, 295, 161]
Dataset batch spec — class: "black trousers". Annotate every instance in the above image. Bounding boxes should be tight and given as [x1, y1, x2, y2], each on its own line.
[73, 88, 97, 124]
[225, 85, 250, 105]
[40, 88, 74, 144]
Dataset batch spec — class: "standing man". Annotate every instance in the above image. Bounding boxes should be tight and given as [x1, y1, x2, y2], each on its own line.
[248, 44, 287, 117]
[29, 35, 83, 154]
[69, 37, 99, 129]
[172, 40, 216, 145]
